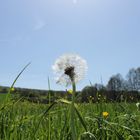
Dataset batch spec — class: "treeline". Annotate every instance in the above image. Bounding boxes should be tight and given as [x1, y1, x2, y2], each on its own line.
[106, 67, 140, 91]
[0, 86, 140, 103]
[81, 66, 140, 103]
[80, 86, 140, 103]
[0, 67, 140, 103]
[0, 86, 67, 103]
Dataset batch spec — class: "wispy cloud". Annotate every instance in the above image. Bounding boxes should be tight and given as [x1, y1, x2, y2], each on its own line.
[73, 0, 78, 5]
[34, 20, 46, 31]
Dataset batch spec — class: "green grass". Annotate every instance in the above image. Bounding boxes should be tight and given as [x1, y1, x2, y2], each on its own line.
[1, 64, 139, 139]
[0, 94, 7, 102]
[0, 99, 140, 140]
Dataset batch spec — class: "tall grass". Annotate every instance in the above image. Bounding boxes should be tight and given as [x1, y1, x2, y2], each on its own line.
[0, 99, 140, 140]
[0, 63, 140, 140]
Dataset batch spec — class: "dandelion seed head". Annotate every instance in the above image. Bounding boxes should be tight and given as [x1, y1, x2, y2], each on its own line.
[52, 53, 88, 86]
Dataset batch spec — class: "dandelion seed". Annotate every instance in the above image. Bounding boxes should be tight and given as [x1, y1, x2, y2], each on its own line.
[52, 53, 88, 86]
[52, 54, 88, 139]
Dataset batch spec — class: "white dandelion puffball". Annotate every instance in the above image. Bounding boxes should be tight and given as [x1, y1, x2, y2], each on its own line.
[52, 54, 88, 86]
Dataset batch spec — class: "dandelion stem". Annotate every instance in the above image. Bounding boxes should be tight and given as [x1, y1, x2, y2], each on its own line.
[70, 81, 77, 140]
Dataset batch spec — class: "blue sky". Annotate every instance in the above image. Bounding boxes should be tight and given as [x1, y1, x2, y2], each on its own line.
[0, 0, 140, 90]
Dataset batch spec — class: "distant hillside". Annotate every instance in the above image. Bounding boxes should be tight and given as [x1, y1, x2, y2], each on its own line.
[0, 85, 140, 103]
[0, 85, 66, 95]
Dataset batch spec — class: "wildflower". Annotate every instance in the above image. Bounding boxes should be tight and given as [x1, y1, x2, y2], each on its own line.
[136, 102, 140, 107]
[52, 54, 88, 86]
[11, 87, 15, 92]
[88, 96, 93, 102]
[124, 114, 128, 117]
[67, 89, 73, 94]
[130, 96, 133, 100]
[102, 112, 109, 118]
[52, 54, 88, 140]
[136, 103, 140, 111]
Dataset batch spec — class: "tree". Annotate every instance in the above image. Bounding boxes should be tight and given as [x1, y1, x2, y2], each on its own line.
[135, 67, 140, 91]
[81, 86, 97, 102]
[94, 83, 105, 91]
[125, 67, 140, 91]
[107, 73, 124, 91]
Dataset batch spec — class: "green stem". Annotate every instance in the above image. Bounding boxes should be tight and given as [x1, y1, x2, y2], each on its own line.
[72, 81, 76, 102]
[5, 62, 31, 102]
[48, 77, 51, 140]
[70, 81, 77, 140]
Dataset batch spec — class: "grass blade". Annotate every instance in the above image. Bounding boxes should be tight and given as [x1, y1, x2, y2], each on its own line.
[5, 62, 31, 102]
[74, 105, 87, 132]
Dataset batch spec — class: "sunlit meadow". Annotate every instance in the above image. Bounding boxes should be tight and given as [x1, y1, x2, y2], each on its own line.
[0, 55, 140, 140]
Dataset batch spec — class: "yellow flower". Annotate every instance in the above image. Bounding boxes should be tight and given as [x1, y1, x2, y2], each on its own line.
[102, 112, 109, 118]
[67, 89, 73, 94]
[11, 87, 15, 92]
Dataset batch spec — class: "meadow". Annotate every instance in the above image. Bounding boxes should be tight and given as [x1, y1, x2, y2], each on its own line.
[0, 60, 140, 140]
[0, 93, 140, 140]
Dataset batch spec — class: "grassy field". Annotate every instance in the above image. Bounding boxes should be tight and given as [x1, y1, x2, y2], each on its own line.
[0, 94, 6, 103]
[0, 93, 140, 140]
